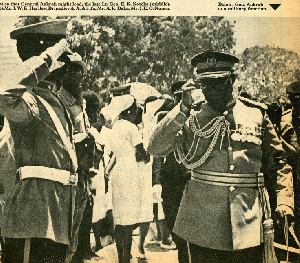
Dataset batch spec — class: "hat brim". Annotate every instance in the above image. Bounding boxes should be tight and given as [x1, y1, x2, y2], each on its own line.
[101, 94, 135, 127]
[191, 51, 239, 67]
[10, 19, 68, 40]
[196, 71, 233, 79]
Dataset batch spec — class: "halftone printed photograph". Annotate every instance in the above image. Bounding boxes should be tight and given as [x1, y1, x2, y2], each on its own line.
[0, 2, 299, 262]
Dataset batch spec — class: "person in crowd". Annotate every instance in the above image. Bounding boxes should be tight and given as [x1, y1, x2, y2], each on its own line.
[0, 20, 90, 263]
[267, 102, 282, 136]
[56, 51, 95, 263]
[137, 96, 177, 258]
[152, 155, 177, 251]
[131, 102, 153, 260]
[280, 81, 300, 247]
[101, 85, 151, 263]
[146, 96, 178, 249]
[79, 92, 106, 254]
[69, 91, 105, 262]
[277, 95, 288, 113]
[90, 112, 115, 253]
[156, 81, 191, 263]
[146, 50, 294, 263]
[283, 81, 300, 146]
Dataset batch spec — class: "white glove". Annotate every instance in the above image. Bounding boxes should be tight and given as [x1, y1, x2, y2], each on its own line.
[181, 79, 196, 113]
[152, 184, 163, 203]
[73, 132, 89, 143]
[87, 126, 100, 140]
[42, 39, 72, 72]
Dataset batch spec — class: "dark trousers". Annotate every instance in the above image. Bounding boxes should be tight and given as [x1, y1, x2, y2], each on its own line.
[2, 237, 68, 263]
[161, 179, 189, 263]
[173, 234, 189, 263]
[115, 225, 134, 263]
[71, 200, 93, 263]
[161, 183, 189, 263]
[188, 243, 263, 263]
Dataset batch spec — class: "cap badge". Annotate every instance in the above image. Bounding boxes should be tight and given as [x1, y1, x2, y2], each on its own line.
[207, 57, 217, 68]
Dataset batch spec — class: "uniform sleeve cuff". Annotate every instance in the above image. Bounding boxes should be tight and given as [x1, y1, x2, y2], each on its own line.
[166, 104, 188, 128]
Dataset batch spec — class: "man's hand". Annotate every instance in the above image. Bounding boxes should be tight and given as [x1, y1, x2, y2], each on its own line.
[42, 39, 72, 71]
[180, 79, 195, 115]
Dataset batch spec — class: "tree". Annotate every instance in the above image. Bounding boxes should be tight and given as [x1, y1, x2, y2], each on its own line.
[235, 46, 300, 103]
[66, 16, 152, 90]
[14, 16, 50, 27]
[142, 16, 236, 92]
[15, 16, 236, 93]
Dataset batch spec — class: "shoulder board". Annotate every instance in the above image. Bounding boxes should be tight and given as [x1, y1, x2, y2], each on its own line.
[281, 109, 292, 123]
[238, 96, 268, 110]
[282, 109, 292, 116]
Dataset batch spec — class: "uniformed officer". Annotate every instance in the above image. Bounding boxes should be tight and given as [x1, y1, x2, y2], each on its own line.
[284, 81, 300, 143]
[0, 20, 88, 263]
[55, 53, 96, 263]
[280, 81, 300, 245]
[146, 50, 294, 263]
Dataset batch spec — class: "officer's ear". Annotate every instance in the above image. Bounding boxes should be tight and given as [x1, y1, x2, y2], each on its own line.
[230, 74, 237, 85]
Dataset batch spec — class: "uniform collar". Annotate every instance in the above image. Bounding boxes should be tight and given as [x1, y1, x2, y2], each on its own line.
[36, 80, 56, 91]
[58, 88, 78, 106]
[33, 86, 55, 98]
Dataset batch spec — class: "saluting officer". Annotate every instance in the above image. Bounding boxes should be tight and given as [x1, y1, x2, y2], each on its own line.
[0, 20, 87, 263]
[146, 50, 294, 263]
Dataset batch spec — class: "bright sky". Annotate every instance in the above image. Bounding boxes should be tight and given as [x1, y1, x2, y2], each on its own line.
[228, 17, 300, 55]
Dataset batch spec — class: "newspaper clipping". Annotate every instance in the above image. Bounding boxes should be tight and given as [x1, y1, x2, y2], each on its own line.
[0, 0, 300, 262]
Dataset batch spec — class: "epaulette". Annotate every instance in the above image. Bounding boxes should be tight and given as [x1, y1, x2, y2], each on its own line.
[282, 109, 292, 117]
[238, 96, 268, 111]
[281, 109, 292, 123]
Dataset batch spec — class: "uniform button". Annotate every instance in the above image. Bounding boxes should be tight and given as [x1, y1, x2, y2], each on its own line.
[228, 146, 232, 151]
[229, 165, 235, 171]
[229, 186, 235, 192]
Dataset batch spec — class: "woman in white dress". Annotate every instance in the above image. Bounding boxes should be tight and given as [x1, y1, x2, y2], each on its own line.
[103, 94, 151, 263]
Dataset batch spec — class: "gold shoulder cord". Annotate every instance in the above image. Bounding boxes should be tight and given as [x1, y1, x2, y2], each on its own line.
[175, 111, 230, 170]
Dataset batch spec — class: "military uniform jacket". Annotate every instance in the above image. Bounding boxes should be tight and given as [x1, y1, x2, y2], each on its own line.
[0, 55, 78, 245]
[147, 98, 293, 251]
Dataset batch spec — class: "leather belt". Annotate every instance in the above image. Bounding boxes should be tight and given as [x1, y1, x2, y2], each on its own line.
[191, 170, 264, 187]
[18, 166, 78, 186]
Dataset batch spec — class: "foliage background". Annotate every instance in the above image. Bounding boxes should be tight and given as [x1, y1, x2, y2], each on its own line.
[16, 16, 300, 105]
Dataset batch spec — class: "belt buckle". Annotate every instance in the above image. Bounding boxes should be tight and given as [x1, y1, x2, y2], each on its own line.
[68, 173, 78, 186]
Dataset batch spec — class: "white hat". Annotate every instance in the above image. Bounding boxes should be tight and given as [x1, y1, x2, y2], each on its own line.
[128, 82, 161, 105]
[101, 94, 135, 128]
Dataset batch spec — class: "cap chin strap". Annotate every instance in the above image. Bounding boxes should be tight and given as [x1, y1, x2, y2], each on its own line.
[196, 71, 232, 79]
[200, 76, 233, 91]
